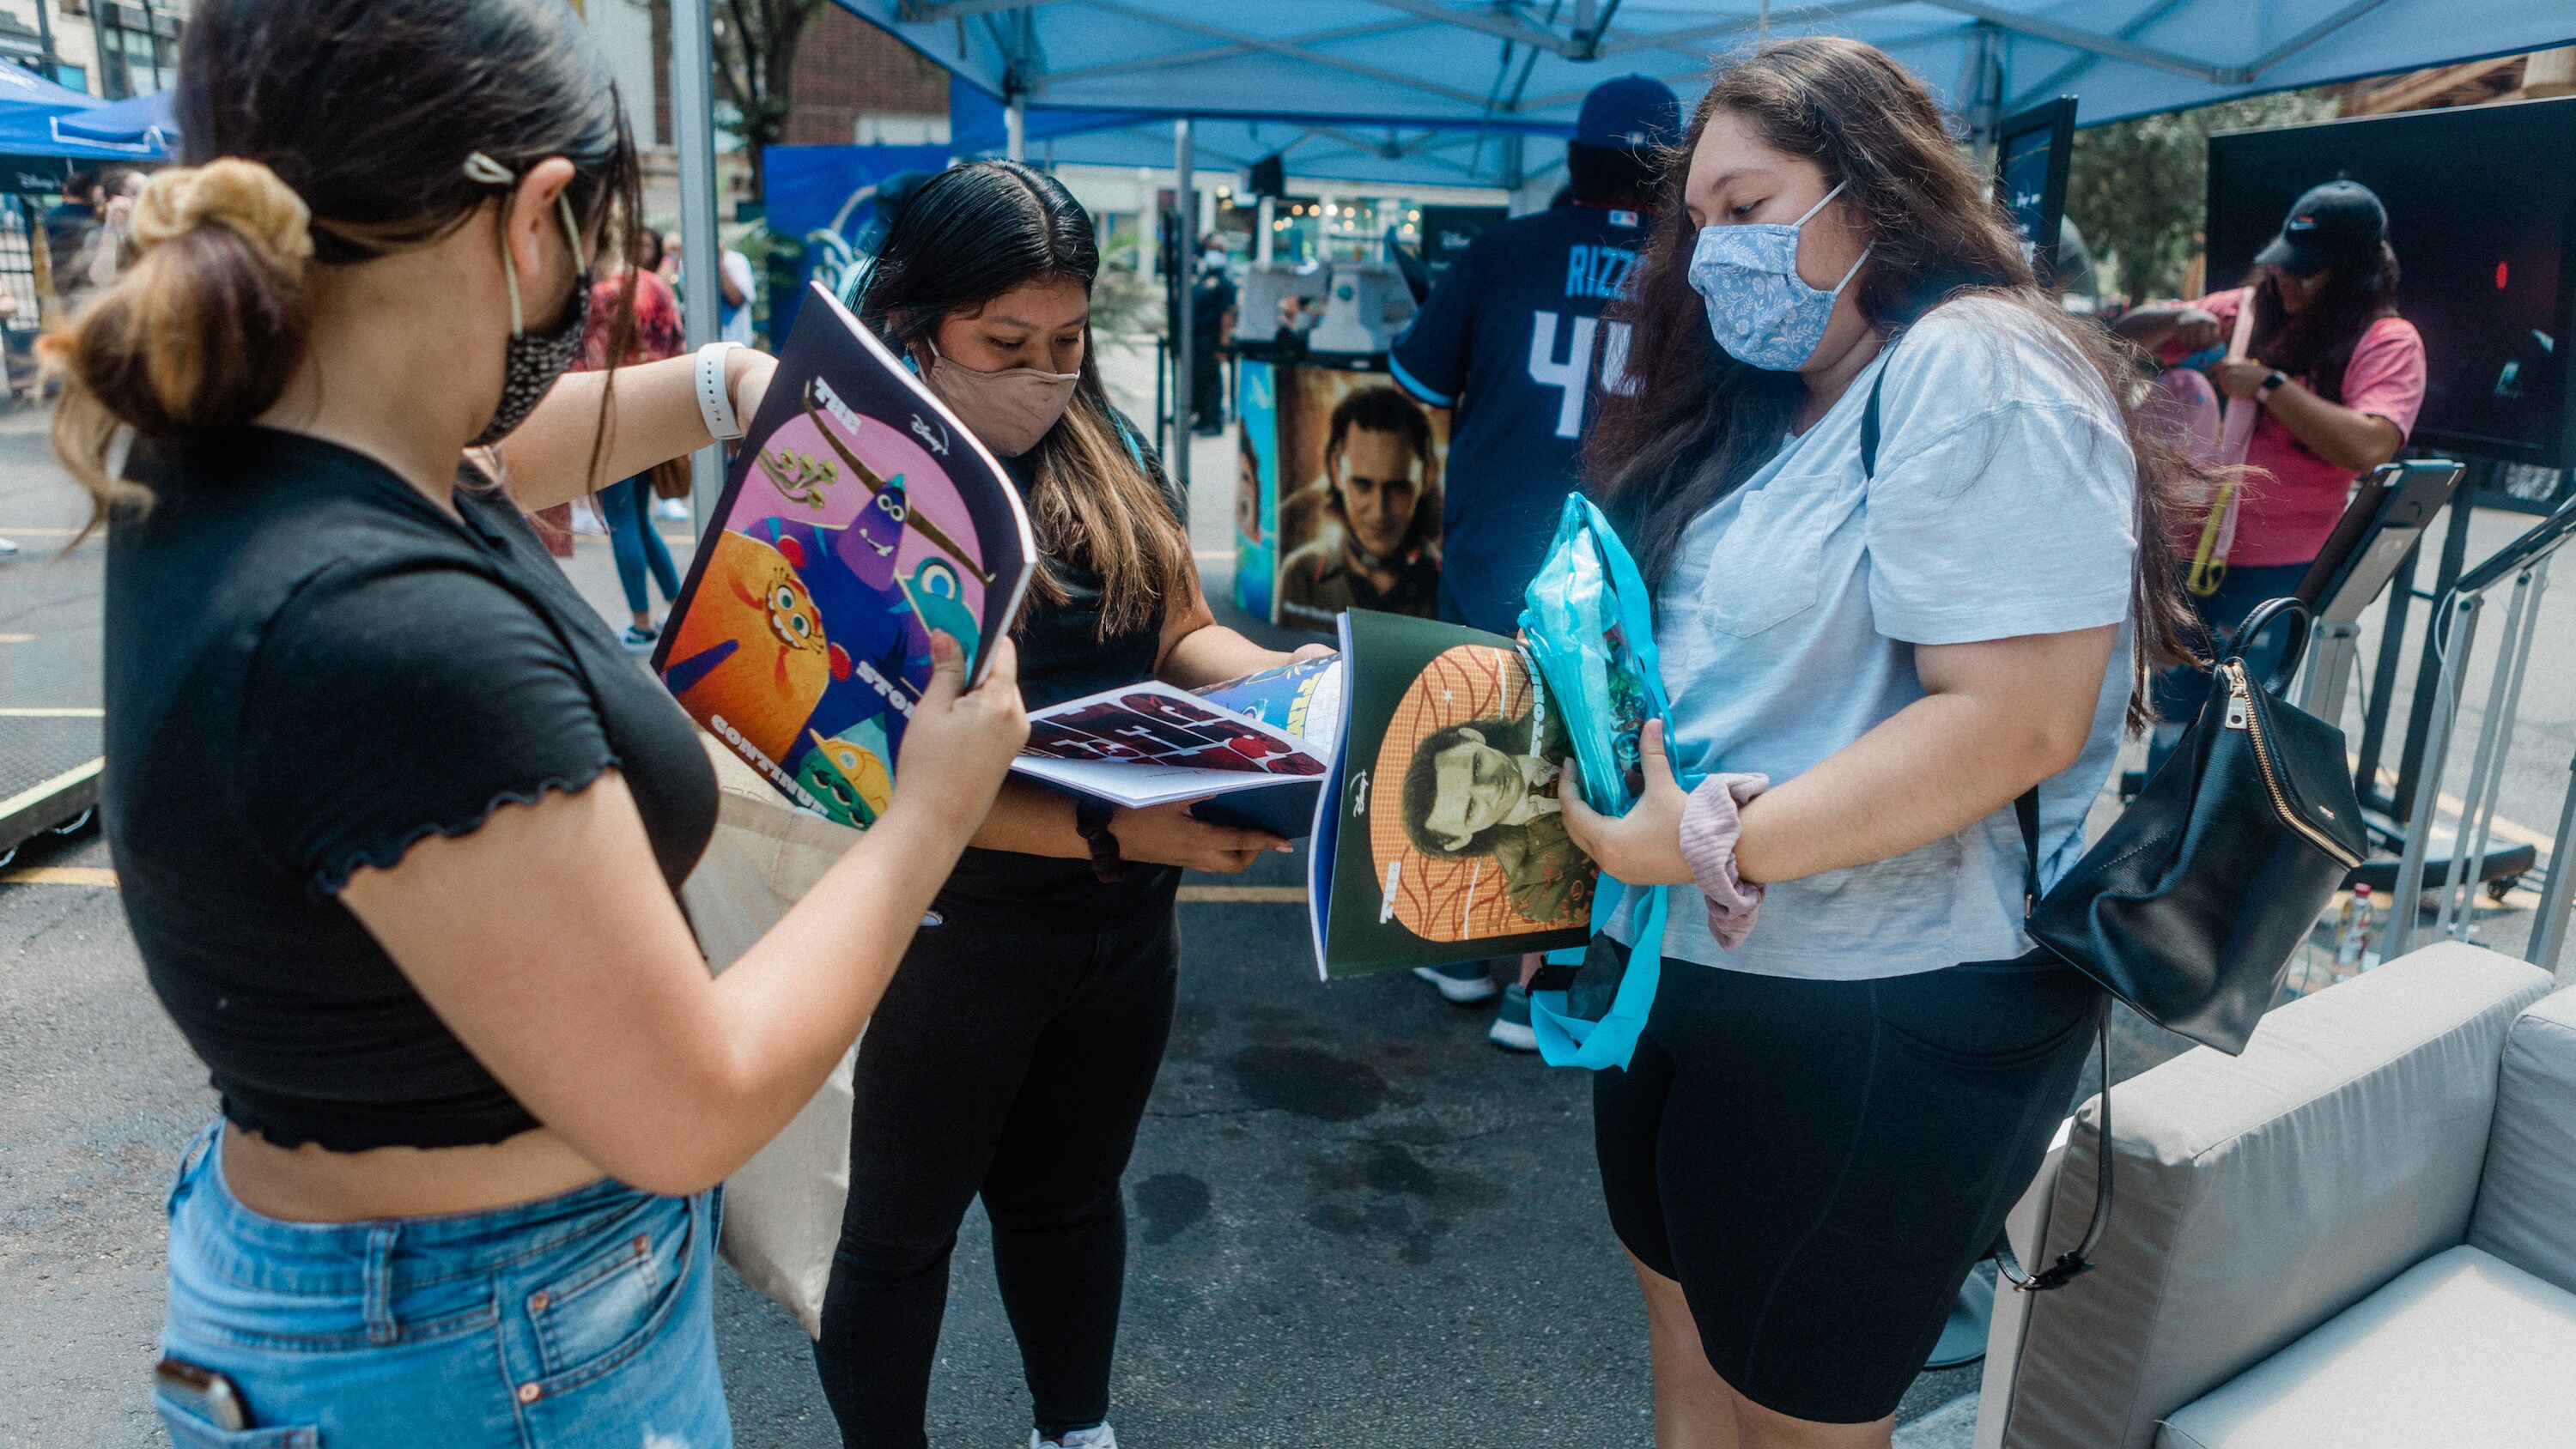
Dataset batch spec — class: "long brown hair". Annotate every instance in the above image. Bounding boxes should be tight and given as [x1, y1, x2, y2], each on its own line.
[42, 0, 641, 530]
[1587, 37, 2206, 727]
[860, 160, 1193, 638]
[2246, 240, 2400, 403]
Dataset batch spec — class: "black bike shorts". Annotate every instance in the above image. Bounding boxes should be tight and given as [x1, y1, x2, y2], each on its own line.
[1593, 938, 2102, 1424]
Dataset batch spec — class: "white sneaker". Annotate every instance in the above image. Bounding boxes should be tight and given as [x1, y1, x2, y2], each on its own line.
[1411, 961, 1498, 1003]
[653, 496, 692, 521]
[1031, 1428, 1116, 1449]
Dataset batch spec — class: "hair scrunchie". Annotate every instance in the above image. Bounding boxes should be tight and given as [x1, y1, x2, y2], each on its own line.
[130, 158, 315, 273]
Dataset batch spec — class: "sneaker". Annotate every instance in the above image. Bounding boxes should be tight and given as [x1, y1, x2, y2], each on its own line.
[1412, 960, 1498, 1004]
[620, 623, 659, 655]
[0, 536, 18, 555]
[1488, 982, 1538, 1052]
[653, 496, 692, 521]
[570, 503, 609, 537]
[1032, 1427, 1116, 1449]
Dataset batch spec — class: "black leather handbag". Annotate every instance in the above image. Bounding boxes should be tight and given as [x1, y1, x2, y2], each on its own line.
[2000, 596, 2369, 1292]
[2027, 596, 2369, 1055]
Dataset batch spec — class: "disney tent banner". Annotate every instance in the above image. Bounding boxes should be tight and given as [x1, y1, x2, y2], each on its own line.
[652, 282, 1037, 829]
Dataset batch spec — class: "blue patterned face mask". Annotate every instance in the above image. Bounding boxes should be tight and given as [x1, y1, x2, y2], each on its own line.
[1686, 180, 1872, 372]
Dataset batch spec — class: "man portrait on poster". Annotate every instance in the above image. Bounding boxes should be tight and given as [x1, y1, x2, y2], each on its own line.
[1279, 385, 1442, 621]
[1398, 703, 1588, 927]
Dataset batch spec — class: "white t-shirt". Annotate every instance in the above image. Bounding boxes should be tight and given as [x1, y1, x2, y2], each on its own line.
[1610, 296, 2138, 980]
[719, 248, 756, 345]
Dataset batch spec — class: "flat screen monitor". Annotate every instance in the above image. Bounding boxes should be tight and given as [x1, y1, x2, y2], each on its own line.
[1996, 97, 2076, 284]
[2208, 99, 2576, 469]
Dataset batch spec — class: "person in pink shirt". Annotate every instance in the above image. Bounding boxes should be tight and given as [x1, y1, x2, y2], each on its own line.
[2114, 179, 2423, 770]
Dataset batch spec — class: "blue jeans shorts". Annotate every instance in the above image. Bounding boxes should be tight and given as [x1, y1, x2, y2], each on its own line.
[155, 1124, 730, 1449]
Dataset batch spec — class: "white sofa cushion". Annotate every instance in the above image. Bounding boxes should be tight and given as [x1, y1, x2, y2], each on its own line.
[1995, 944, 2555, 1449]
[2156, 1245, 2576, 1449]
[2469, 985, 2576, 1294]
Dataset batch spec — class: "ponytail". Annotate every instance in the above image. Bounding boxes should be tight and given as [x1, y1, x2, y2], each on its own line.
[42, 158, 315, 524]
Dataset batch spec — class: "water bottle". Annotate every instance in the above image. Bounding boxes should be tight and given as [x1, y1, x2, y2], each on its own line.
[2333, 884, 2375, 979]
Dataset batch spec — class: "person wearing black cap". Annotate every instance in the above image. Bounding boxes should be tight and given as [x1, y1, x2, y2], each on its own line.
[1388, 73, 1680, 1046]
[2115, 179, 2422, 770]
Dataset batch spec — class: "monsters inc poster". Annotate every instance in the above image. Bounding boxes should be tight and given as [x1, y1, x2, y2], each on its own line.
[653, 282, 1036, 828]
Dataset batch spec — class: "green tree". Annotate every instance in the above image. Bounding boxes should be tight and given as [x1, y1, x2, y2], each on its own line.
[2066, 89, 2342, 302]
[652, 0, 828, 203]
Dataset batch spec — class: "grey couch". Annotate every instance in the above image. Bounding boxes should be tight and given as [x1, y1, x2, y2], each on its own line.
[1972, 942, 2576, 1449]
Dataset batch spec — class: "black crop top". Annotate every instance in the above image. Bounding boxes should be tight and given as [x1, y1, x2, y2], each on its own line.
[103, 428, 719, 1151]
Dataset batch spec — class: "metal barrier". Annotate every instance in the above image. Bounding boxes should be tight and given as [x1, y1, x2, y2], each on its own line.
[2384, 490, 2576, 961]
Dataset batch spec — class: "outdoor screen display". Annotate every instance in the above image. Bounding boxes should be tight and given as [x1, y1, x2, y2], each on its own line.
[1997, 99, 2074, 284]
[2208, 99, 2576, 469]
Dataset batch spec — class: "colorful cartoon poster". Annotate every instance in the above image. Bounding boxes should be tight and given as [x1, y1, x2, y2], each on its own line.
[1309, 609, 1593, 979]
[653, 282, 1036, 828]
[1269, 362, 1449, 634]
[1232, 359, 1277, 621]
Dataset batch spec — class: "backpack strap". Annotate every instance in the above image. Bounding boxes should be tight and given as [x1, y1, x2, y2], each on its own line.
[1867, 349, 2099, 1294]
[1859, 364, 1886, 479]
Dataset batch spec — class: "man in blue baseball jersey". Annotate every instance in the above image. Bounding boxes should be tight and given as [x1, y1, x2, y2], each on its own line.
[1389, 74, 1680, 1047]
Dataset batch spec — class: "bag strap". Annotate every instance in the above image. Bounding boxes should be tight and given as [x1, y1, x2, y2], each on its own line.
[1859, 362, 1886, 478]
[1868, 353, 2111, 1295]
[1862, 367, 2050, 916]
[1993, 1019, 2113, 1294]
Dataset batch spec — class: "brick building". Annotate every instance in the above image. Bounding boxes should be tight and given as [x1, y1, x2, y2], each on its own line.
[782, 2, 948, 148]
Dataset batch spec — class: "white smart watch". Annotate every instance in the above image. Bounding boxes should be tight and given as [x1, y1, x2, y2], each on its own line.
[695, 341, 746, 441]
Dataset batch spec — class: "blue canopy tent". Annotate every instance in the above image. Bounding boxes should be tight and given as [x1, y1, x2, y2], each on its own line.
[839, 1, 2576, 190]
[946, 64, 1570, 191]
[51, 89, 176, 150]
[0, 68, 160, 190]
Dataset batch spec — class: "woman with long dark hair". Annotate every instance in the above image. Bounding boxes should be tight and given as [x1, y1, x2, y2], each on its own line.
[62, 4, 1025, 1443]
[812, 160, 1325, 1449]
[1552, 39, 2210, 1447]
[2115, 180, 2421, 760]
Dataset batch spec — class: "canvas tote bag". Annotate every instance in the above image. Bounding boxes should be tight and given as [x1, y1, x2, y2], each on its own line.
[681, 740, 865, 1337]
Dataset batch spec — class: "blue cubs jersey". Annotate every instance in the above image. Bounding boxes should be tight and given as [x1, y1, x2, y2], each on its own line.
[1389, 203, 1646, 634]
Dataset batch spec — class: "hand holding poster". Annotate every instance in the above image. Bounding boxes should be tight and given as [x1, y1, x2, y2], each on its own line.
[653, 282, 1036, 828]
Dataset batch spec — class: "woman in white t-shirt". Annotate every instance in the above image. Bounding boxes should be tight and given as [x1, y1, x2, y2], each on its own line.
[1556, 39, 2209, 1447]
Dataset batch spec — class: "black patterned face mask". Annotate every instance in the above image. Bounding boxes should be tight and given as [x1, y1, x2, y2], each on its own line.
[469, 276, 587, 446]
[464, 151, 593, 447]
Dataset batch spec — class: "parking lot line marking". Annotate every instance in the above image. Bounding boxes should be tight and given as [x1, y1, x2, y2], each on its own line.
[0, 867, 117, 887]
[0, 634, 31, 644]
[0, 526, 82, 536]
[1177, 885, 1307, 903]
[0, 707, 101, 717]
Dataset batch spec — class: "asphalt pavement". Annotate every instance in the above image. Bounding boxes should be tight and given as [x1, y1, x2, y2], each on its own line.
[0, 347, 2565, 1447]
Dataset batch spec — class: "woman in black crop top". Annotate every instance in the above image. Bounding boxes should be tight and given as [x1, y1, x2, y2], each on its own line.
[808, 162, 1327, 1449]
[65, 5, 1025, 1445]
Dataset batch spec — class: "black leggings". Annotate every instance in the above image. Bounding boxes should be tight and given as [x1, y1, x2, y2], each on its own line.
[1594, 942, 2103, 1424]
[813, 907, 1179, 1447]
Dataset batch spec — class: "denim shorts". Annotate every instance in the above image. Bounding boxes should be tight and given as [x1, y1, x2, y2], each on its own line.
[155, 1124, 731, 1449]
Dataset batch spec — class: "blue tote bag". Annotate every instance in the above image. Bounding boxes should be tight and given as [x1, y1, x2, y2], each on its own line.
[1516, 494, 1698, 1070]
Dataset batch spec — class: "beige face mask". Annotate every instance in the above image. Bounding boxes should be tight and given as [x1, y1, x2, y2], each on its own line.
[923, 341, 1080, 458]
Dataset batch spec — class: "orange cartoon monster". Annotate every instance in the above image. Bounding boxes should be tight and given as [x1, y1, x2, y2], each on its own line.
[662, 529, 851, 766]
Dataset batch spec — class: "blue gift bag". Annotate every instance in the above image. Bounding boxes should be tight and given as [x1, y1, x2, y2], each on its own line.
[1516, 494, 1698, 1070]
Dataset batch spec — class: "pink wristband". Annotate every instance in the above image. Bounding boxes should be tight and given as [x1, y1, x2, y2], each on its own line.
[1678, 772, 1770, 949]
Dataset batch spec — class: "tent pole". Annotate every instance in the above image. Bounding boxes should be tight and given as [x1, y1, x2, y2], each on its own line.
[1174, 118, 1194, 494]
[671, 0, 726, 535]
[1006, 91, 1027, 161]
